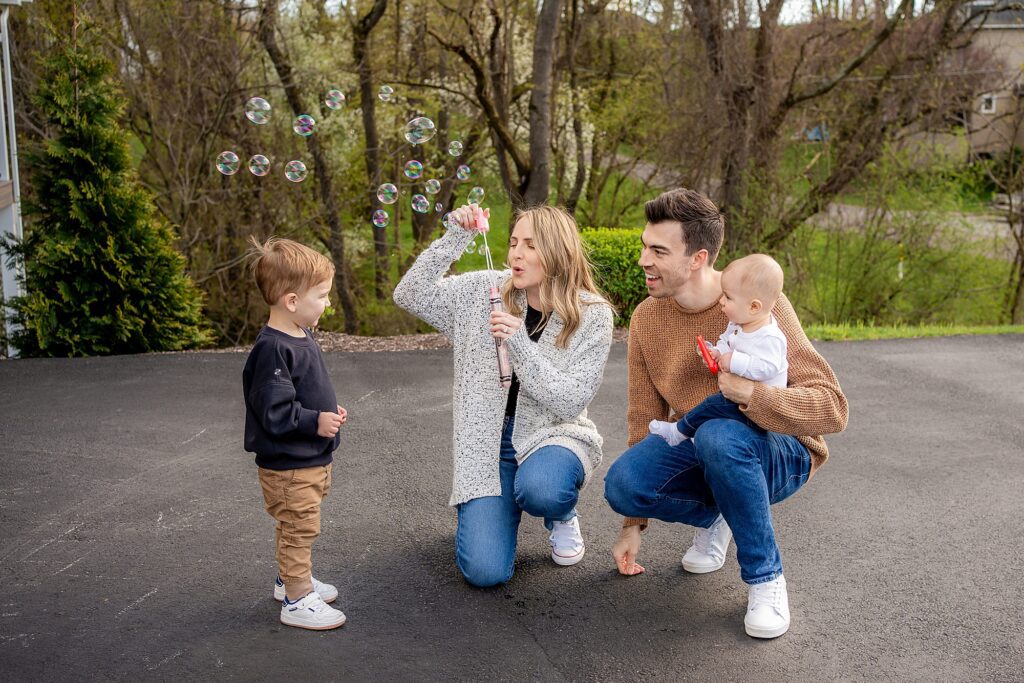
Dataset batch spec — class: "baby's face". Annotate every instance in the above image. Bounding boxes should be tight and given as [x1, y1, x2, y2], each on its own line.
[718, 268, 760, 324]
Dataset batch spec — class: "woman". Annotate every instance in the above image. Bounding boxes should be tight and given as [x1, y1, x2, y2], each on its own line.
[394, 203, 614, 587]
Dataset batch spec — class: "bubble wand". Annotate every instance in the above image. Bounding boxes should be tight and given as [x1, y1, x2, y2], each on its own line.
[474, 209, 512, 388]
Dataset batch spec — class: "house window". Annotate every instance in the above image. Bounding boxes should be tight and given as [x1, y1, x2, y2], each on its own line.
[981, 94, 997, 114]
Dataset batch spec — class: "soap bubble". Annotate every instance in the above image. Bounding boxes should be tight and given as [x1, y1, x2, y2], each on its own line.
[404, 116, 436, 145]
[467, 186, 485, 204]
[377, 183, 398, 204]
[411, 194, 430, 213]
[284, 160, 308, 182]
[378, 85, 394, 102]
[435, 202, 444, 212]
[442, 212, 459, 229]
[324, 89, 345, 110]
[448, 140, 464, 156]
[293, 114, 316, 137]
[244, 97, 271, 124]
[372, 209, 389, 228]
[248, 154, 270, 177]
[404, 160, 424, 180]
[465, 241, 476, 255]
[424, 179, 441, 195]
[216, 151, 240, 175]
[456, 164, 471, 181]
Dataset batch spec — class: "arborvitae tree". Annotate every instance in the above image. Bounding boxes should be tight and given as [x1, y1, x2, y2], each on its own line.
[4, 22, 211, 356]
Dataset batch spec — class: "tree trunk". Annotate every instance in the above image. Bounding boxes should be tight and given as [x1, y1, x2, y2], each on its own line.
[522, 0, 561, 206]
[352, 0, 389, 301]
[259, 0, 358, 333]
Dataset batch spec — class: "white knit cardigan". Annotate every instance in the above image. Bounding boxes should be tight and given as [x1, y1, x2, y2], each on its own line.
[393, 224, 614, 506]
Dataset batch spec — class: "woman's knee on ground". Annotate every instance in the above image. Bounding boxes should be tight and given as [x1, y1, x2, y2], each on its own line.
[456, 551, 514, 588]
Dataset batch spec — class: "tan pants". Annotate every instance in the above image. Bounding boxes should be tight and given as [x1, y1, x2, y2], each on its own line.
[258, 464, 332, 599]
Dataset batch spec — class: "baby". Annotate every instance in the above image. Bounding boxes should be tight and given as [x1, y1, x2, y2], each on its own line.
[650, 253, 788, 446]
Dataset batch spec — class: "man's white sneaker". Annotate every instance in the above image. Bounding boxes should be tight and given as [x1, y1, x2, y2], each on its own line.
[280, 591, 346, 631]
[549, 516, 586, 566]
[681, 515, 733, 573]
[744, 575, 790, 639]
[649, 419, 689, 447]
[273, 575, 338, 604]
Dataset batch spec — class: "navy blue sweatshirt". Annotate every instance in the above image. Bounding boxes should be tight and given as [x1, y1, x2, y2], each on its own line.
[242, 326, 339, 470]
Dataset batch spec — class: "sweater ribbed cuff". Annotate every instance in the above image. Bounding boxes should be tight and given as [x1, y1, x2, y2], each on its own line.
[622, 517, 649, 532]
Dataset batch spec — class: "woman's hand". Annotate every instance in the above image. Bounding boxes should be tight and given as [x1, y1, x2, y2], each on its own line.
[612, 525, 646, 576]
[718, 371, 755, 406]
[490, 310, 522, 340]
[450, 204, 490, 233]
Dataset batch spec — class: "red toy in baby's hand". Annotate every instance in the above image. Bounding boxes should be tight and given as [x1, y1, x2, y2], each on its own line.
[696, 335, 718, 374]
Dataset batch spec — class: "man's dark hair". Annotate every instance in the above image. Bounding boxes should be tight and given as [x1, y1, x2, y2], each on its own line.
[644, 188, 724, 262]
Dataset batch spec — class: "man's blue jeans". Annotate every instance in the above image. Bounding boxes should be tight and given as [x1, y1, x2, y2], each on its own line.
[456, 417, 585, 587]
[604, 418, 811, 585]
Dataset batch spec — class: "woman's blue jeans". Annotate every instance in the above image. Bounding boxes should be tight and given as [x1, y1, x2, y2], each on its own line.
[604, 417, 811, 585]
[455, 417, 585, 587]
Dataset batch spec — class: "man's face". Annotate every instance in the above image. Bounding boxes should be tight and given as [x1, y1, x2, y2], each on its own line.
[638, 221, 694, 299]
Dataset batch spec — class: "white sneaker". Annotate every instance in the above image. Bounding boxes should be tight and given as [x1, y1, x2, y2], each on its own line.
[549, 516, 586, 566]
[681, 515, 733, 573]
[280, 591, 347, 631]
[744, 575, 790, 639]
[649, 419, 689, 447]
[273, 575, 338, 604]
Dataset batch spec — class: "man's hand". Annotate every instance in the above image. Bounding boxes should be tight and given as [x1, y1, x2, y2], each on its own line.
[317, 411, 344, 438]
[337, 405, 348, 425]
[612, 525, 646, 576]
[718, 371, 755, 406]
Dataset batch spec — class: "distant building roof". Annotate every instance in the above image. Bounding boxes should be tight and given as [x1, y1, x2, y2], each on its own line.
[968, 1, 1024, 28]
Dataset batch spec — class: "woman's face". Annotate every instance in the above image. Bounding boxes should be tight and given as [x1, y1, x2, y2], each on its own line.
[508, 216, 546, 292]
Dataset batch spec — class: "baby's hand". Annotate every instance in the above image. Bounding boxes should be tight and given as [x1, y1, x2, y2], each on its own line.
[718, 351, 732, 373]
[708, 348, 721, 360]
[337, 405, 348, 425]
[317, 411, 344, 438]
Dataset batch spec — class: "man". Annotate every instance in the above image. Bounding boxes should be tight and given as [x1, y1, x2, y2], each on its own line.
[603, 188, 848, 639]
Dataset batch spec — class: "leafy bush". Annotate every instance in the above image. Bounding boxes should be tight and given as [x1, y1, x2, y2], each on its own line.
[580, 228, 646, 326]
[4, 25, 211, 357]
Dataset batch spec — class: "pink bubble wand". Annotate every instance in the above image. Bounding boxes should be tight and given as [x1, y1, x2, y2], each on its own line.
[474, 210, 512, 388]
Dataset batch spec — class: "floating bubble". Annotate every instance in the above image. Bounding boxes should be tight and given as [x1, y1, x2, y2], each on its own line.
[435, 202, 444, 213]
[456, 164, 471, 181]
[411, 194, 430, 213]
[442, 212, 458, 229]
[424, 179, 441, 195]
[465, 241, 476, 255]
[245, 97, 271, 124]
[404, 160, 424, 180]
[293, 114, 316, 137]
[404, 116, 436, 145]
[377, 183, 398, 204]
[372, 209, 389, 228]
[216, 151, 240, 175]
[448, 140, 464, 156]
[324, 89, 346, 110]
[378, 85, 394, 102]
[467, 186, 485, 205]
[284, 160, 308, 183]
[248, 154, 270, 177]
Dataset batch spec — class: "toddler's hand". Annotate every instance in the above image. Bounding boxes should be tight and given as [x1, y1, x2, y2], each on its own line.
[317, 411, 344, 438]
[337, 405, 348, 425]
[718, 351, 732, 373]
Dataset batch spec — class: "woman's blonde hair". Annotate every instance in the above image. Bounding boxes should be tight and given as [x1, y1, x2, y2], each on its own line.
[500, 205, 614, 348]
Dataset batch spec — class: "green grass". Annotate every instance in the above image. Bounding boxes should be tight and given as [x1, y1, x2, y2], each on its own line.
[804, 322, 1024, 341]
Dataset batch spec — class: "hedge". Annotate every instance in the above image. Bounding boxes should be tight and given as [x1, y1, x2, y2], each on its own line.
[580, 227, 646, 327]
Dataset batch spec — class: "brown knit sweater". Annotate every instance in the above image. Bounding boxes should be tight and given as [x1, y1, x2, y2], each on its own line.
[623, 293, 849, 528]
